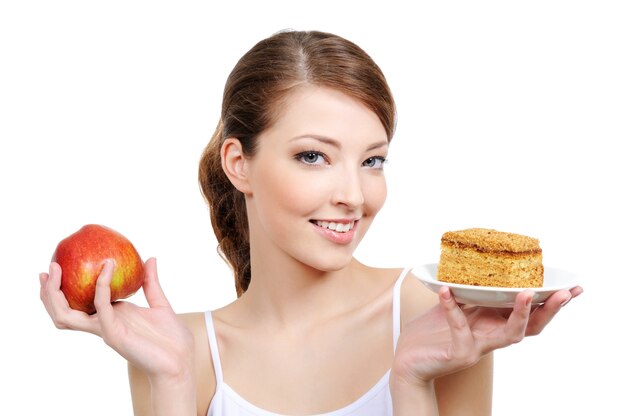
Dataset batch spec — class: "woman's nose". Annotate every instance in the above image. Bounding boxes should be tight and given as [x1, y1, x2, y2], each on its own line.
[331, 169, 365, 209]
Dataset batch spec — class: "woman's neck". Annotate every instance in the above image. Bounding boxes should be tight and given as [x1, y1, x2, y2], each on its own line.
[236, 255, 367, 332]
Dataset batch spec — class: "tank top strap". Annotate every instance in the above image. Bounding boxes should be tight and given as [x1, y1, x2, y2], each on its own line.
[392, 267, 412, 352]
[204, 310, 224, 384]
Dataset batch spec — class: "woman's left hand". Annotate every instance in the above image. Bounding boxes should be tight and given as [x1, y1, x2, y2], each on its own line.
[392, 285, 583, 387]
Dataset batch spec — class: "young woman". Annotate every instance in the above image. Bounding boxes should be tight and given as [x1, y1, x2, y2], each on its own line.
[40, 30, 581, 416]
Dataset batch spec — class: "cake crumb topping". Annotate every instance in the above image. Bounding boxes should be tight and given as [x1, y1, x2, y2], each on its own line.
[441, 228, 541, 253]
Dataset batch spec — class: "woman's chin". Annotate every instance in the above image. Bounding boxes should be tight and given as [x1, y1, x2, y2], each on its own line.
[302, 253, 355, 273]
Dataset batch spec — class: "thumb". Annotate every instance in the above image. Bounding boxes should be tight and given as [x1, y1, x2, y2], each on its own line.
[142, 257, 172, 310]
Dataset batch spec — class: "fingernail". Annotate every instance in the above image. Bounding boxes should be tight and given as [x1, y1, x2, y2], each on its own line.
[561, 294, 572, 307]
[442, 287, 452, 300]
[525, 294, 533, 307]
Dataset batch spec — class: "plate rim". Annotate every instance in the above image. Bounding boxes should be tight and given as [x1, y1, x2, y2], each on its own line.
[413, 263, 579, 292]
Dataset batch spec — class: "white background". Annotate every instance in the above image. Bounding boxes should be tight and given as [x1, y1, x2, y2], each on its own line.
[1, 1, 624, 414]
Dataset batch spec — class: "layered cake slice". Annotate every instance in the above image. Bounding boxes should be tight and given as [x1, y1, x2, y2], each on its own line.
[437, 228, 543, 288]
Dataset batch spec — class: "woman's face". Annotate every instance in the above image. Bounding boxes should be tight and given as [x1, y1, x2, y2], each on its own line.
[244, 85, 389, 272]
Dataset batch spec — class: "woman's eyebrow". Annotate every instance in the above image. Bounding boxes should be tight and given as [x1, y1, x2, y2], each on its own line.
[289, 134, 341, 148]
[289, 134, 388, 151]
[366, 141, 389, 151]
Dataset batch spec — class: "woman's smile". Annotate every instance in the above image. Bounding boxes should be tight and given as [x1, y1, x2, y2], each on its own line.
[310, 219, 360, 245]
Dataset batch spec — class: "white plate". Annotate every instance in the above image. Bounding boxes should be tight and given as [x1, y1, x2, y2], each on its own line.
[414, 263, 579, 307]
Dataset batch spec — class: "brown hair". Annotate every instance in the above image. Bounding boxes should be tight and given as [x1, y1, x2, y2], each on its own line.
[198, 30, 396, 296]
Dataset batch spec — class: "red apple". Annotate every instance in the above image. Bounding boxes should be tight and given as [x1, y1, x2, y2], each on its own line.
[52, 224, 145, 314]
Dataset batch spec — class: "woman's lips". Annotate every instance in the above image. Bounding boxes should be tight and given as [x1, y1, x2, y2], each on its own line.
[310, 219, 359, 245]
[312, 219, 356, 232]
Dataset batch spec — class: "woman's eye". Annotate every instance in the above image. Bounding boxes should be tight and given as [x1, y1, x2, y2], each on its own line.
[296, 151, 327, 165]
[363, 156, 387, 169]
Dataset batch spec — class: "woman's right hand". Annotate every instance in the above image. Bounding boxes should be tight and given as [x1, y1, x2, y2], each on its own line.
[39, 258, 195, 386]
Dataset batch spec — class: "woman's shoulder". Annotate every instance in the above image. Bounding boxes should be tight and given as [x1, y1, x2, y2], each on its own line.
[176, 311, 215, 415]
[357, 262, 438, 320]
[177, 311, 208, 329]
[177, 311, 211, 345]
[176, 311, 212, 367]
[400, 267, 439, 321]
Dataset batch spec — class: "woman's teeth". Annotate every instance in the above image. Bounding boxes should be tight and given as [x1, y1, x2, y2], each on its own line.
[314, 220, 355, 233]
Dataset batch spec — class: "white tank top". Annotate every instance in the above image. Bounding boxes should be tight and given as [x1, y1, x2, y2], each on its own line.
[205, 268, 411, 416]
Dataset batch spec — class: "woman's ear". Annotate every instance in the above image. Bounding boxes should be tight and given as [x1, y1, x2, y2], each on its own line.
[221, 138, 252, 194]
